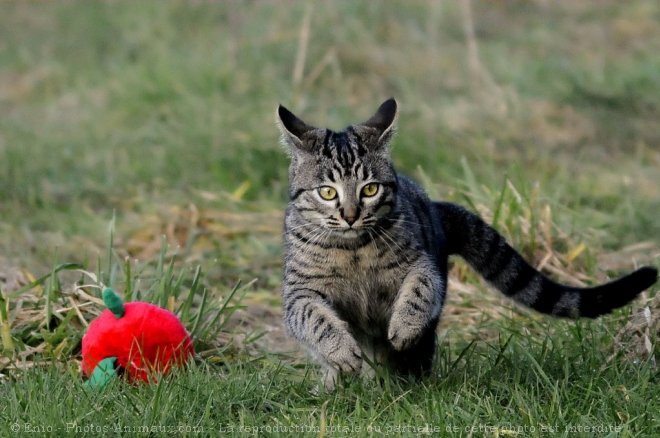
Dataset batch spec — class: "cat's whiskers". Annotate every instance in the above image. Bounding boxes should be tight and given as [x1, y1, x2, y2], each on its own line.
[292, 224, 327, 261]
[286, 221, 322, 233]
[373, 226, 405, 270]
[309, 226, 336, 256]
[365, 227, 385, 264]
[319, 228, 335, 252]
[375, 218, 405, 247]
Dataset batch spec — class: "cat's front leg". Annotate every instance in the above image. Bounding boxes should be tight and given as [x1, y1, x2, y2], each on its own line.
[387, 259, 445, 351]
[282, 286, 363, 387]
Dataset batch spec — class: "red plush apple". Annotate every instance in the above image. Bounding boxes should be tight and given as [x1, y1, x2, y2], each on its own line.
[81, 288, 194, 387]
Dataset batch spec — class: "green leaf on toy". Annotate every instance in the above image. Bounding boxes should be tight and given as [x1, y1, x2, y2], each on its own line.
[84, 357, 118, 389]
[102, 287, 125, 318]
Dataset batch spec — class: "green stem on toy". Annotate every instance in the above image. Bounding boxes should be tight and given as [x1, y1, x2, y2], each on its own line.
[84, 357, 118, 389]
[102, 288, 125, 318]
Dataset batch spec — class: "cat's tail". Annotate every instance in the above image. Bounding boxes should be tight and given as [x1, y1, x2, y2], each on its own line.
[434, 202, 658, 318]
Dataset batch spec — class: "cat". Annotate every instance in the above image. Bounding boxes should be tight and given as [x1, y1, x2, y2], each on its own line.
[276, 98, 658, 390]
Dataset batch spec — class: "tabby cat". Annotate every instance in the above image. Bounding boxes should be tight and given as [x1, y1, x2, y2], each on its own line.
[277, 98, 658, 390]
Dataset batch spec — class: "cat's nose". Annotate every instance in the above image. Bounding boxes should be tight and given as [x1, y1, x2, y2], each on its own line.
[343, 214, 357, 226]
[340, 207, 359, 226]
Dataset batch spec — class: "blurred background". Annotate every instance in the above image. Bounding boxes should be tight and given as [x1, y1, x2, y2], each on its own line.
[1, 0, 658, 299]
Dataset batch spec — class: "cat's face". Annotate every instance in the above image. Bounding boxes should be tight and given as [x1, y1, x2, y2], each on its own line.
[277, 99, 399, 240]
[287, 129, 397, 238]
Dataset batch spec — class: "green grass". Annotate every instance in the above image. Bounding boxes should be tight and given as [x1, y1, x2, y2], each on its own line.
[2, 323, 658, 436]
[1, 0, 659, 436]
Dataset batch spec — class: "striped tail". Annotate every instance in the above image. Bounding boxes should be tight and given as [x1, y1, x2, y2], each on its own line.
[435, 202, 658, 318]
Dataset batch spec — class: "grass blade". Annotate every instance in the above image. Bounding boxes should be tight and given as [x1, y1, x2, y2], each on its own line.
[8, 263, 83, 298]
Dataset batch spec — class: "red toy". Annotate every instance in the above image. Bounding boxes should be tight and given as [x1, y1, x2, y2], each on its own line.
[81, 288, 194, 387]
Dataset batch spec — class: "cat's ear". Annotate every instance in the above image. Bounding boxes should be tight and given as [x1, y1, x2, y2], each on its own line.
[276, 105, 316, 152]
[361, 98, 398, 148]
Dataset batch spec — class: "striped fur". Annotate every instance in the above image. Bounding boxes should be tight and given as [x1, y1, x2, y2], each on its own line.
[277, 99, 658, 390]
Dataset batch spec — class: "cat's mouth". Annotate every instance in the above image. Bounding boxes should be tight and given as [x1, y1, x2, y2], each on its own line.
[339, 229, 360, 238]
[330, 227, 372, 240]
[323, 222, 372, 239]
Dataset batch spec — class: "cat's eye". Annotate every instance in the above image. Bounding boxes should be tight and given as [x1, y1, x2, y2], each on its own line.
[318, 186, 337, 200]
[361, 183, 379, 197]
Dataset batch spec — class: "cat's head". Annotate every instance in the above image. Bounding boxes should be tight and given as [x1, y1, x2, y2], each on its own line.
[277, 98, 399, 239]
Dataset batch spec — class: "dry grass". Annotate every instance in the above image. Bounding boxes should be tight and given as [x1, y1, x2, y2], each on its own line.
[2, 192, 656, 375]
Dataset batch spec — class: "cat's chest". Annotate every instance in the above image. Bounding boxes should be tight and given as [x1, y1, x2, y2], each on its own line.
[325, 245, 400, 287]
[323, 245, 403, 324]
[326, 244, 379, 272]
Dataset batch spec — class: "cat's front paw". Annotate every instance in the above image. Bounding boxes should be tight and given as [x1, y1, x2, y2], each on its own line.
[387, 318, 423, 351]
[320, 333, 363, 374]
